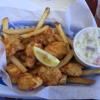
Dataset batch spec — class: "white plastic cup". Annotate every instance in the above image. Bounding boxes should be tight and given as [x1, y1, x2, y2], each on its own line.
[73, 27, 100, 68]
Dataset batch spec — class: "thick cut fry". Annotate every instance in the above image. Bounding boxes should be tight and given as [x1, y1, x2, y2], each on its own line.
[2, 17, 9, 38]
[2, 17, 9, 31]
[21, 26, 49, 38]
[3, 27, 35, 35]
[82, 69, 100, 76]
[55, 22, 70, 44]
[67, 77, 95, 85]
[35, 7, 50, 30]
[58, 50, 74, 68]
[9, 56, 27, 72]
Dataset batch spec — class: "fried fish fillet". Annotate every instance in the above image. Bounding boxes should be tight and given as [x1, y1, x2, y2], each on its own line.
[31, 66, 62, 85]
[60, 63, 82, 76]
[6, 64, 22, 77]
[3, 35, 24, 56]
[18, 73, 43, 91]
[45, 42, 68, 59]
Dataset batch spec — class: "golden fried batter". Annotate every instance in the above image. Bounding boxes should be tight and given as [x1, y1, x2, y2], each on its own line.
[25, 57, 36, 68]
[18, 73, 43, 91]
[59, 75, 67, 85]
[3, 35, 24, 56]
[32, 66, 62, 85]
[25, 42, 42, 57]
[45, 42, 68, 59]
[6, 64, 22, 77]
[25, 42, 42, 68]
[60, 63, 82, 76]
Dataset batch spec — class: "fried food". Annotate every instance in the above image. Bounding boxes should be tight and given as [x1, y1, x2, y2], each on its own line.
[18, 73, 43, 91]
[2, 7, 99, 91]
[45, 42, 68, 59]
[9, 56, 27, 72]
[3, 27, 35, 35]
[59, 75, 67, 85]
[21, 25, 49, 38]
[6, 64, 22, 77]
[3, 35, 24, 56]
[55, 22, 71, 45]
[82, 69, 100, 76]
[1, 17, 9, 38]
[2, 17, 9, 31]
[32, 66, 62, 85]
[60, 63, 82, 76]
[22, 27, 56, 46]
[58, 50, 74, 68]
[35, 7, 50, 30]
[67, 77, 95, 85]
[25, 56, 36, 68]
[25, 42, 42, 57]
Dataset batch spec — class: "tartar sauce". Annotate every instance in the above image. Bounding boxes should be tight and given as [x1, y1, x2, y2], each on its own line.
[75, 29, 100, 66]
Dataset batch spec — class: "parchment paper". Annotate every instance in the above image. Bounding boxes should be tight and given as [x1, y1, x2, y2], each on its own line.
[0, 0, 98, 99]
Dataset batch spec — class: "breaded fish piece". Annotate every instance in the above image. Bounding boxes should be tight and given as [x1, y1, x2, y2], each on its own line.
[18, 73, 43, 91]
[45, 42, 68, 59]
[6, 64, 22, 77]
[32, 66, 62, 85]
[60, 63, 82, 76]
[25, 42, 42, 57]
[3, 35, 24, 56]
[25, 56, 36, 68]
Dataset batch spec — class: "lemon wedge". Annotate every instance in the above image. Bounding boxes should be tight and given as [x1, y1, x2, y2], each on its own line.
[33, 46, 60, 67]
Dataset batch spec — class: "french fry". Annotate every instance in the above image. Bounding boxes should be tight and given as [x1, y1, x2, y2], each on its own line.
[2, 17, 9, 31]
[58, 50, 74, 68]
[82, 69, 100, 76]
[3, 27, 35, 35]
[67, 77, 95, 85]
[55, 22, 71, 45]
[54, 34, 63, 41]
[21, 25, 49, 38]
[9, 56, 27, 73]
[2, 17, 9, 38]
[35, 7, 50, 30]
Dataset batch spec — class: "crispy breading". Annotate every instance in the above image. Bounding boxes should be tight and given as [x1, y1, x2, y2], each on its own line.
[32, 66, 62, 85]
[3, 35, 24, 56]
[60, 63, 82, 76]
[25, 56, 36, 68]
[59, 75, 67, 85]
[45, 42, 68, 59]
[25, 42, 42, 57]
[18, 73, 43, 91]
[6, 64, 22, 77]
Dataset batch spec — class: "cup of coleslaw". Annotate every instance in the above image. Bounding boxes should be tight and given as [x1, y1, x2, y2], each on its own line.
[73, 27, 100, 67]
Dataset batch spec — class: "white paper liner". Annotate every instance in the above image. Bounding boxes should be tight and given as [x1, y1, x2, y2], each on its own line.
[0, 0, 97, 99]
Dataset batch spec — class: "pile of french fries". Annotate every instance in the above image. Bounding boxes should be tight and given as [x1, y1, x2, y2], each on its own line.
[0, 7, 100, 91]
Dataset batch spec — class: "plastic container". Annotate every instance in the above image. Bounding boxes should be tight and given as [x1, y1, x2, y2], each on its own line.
[73, 27, 100, 68]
